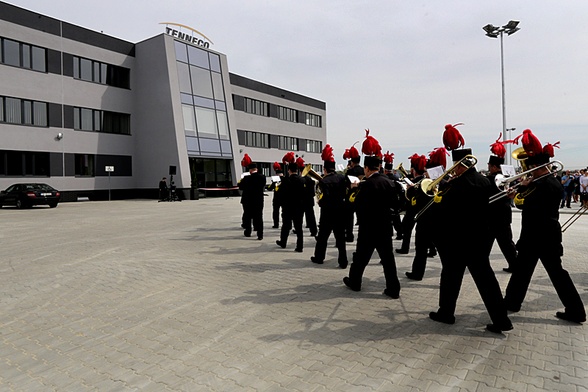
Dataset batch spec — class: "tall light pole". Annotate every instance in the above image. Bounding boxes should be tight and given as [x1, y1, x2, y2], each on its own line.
[483, 20, 520, 166]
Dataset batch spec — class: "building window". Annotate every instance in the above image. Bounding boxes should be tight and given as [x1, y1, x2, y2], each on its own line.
[306, 140, 323, 153]
[75, 154, 95, 177]
[277, 106, 297, 122]
[244, 131, 269, 148]
[278, 136, 299, 151]
[305, 113, 322, 127]
[0, 96, 48, 127]
[0, 37, 46, 72]
[73, 107, 130, 135]
[72, 56, 130, 89]
[243, 97, 269, 117]
[0, 150, 50, 177]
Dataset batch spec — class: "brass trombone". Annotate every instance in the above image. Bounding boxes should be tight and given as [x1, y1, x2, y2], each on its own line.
[414, 154, 478, 221]
[561, 206, 588, 233]
[489, 160, 564, 203]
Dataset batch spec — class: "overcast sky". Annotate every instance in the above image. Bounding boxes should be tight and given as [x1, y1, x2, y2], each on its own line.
[9, 1, 588, 169]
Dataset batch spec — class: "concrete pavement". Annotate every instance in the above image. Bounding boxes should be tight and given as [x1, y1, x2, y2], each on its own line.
[1, 196, 587, 391]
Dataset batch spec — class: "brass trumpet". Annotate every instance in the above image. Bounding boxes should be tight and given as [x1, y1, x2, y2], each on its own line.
[396, 162, 409, 179]
[489, 160, 564, 203]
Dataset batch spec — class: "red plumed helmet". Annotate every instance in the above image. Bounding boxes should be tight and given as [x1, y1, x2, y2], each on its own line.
[322, 144, 335, 162]
[443, 123, 465, 151]
[273, 162, 282, 172]
[428, 147, 449, 170]
[241, 153, 252, 168]
[343, 142, 360, 160]
[489, 132, 512, 158]
[409, 153, 427, 173]
[361, 129, 382, 157]
[543, 141, 560, 158]
[282, 151, 295, 164]
[513, 129, 542, 156]
[296, 157, 305, 169]
[383, 151, 394, 164]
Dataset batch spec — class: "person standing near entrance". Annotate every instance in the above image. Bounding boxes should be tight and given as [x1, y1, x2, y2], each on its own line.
[239, 154, 266, 240]
[158, 177, 168, 201]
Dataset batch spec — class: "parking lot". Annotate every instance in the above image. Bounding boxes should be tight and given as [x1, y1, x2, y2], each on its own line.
[1, 197, 587, 391]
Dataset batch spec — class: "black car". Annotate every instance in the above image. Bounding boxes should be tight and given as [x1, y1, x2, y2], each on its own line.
[0, 183, 61, 209]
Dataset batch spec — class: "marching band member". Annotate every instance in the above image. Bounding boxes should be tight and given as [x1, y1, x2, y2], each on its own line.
[297, 157, 318, 237]
[311, 145, 348, 267]
[429, 124, 512, 333]
[405, 147, 446, 280]
[504, 130, 586, 324]
[343, 130, 401, 298]
[276, 161, 305, 252]
[383, 151, 404, 238]
[239, 154, 266, 240]
[270, 162, 284, 229]
[343, 142, 363, 242]
[486, 134, 518, 272]
[396, 153, 428, 254]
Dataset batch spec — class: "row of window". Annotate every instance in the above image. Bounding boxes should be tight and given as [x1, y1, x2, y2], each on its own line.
[240, 96, 322, 128]
[0, 37, 46, 72]
[73, 107, 131, 135]
[0, 96, 48, 127]
[0, 150, 49, 176]
[277, 106, 297, 122]
[244, 97, 268, 117]
[72, 56, 130, 89]
[241, 130, 322, 152]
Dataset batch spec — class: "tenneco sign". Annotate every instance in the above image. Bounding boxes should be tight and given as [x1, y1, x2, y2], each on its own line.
[160, 22, 214, 48]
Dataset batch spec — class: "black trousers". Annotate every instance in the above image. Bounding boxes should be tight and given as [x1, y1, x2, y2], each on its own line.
[348, 230, 400, 294]
[435, 244, 510, 326]
[303, 204, 318, 235]
[313, 208, 346, 262]
[343, 203, 356, 240]
[487, 223, 517, 269]
[399, 209, 417, 251]
[409, 221, 435, 278]
[505, 246, 586, 317]
[392, 213, 402, 237]
[272, 202, 280, 227]
[280, 207, 304, 250]
[243, 204, 263, 238]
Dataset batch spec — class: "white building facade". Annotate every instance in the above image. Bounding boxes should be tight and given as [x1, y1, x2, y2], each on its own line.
[0, 2, 326, 200]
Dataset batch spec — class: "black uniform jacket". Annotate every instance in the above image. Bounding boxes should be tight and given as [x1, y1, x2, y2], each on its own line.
[516, 174, 563, 250]
[487, 171, 513, 225]
[239, 172, 266, 206]
[318, 172, 346, 210]
[279, 174, 305, 211]
[354, 172, 398, 235]
[434, 168, 492, 246]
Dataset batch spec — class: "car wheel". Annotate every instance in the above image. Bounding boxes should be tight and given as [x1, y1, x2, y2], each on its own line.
[49, 203, 58, 208]
[16, 200, 24, 209]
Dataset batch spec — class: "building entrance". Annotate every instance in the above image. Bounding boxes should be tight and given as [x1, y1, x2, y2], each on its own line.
[189, 158, 233, 189]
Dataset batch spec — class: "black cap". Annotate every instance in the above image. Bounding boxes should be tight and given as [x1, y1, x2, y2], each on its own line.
[488, 155, 504, 166]
[364, 156, 382, 169]
[526, 153, 550, 166]
[451, 148, 472, 162]
[324, 160, 336, 170]
[384, 162, 393, 170]
[287, 163, 298, 173]
[248, 163, 257, 170]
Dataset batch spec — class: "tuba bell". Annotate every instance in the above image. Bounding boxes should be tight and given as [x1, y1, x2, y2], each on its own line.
[512, 147, 529, 171]
[302, 164, 324, 201]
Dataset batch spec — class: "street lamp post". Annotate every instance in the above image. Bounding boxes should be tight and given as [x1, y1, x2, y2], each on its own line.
[506, 127, 516, 166]
[483, 20, 521, 166]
